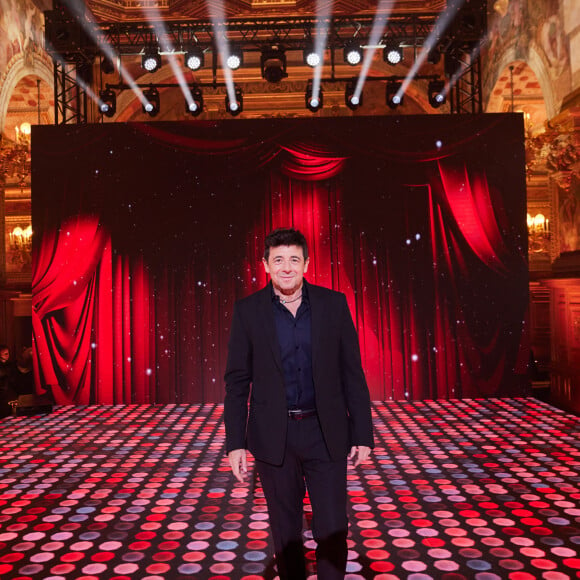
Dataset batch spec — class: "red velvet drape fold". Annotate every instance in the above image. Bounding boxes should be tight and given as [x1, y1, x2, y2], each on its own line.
[33, 217, 155, 404]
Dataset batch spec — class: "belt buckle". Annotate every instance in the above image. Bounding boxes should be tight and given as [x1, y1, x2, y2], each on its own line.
[288, 409, 303, 421]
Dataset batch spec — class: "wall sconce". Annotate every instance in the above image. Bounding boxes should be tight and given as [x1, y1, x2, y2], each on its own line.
[8, 224, 33, 271]
[9, 225, 33, 252]
[14, 123, 31, 148]
[527, 212, 550, 254]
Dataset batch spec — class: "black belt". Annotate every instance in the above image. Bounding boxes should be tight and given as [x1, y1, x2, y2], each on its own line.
[287, 409, 317, 420]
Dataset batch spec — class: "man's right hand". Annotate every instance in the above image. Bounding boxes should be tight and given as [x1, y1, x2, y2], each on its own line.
[228, 448, 248, 483]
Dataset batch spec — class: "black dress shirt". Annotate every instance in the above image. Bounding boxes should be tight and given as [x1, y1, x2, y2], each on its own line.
[271, 284, 316, 410]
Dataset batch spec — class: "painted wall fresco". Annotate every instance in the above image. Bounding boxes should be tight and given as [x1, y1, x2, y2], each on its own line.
[0, 0, 45, 74]
[531, 0, 570, 76]
[484, 0, 573, 106]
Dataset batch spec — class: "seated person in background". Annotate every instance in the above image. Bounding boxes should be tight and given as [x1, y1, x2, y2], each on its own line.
[0, 344, 14, 417]
[0, 345, 9, 365]
[0, 345, 11, 385]
[12, 347, 34, 397]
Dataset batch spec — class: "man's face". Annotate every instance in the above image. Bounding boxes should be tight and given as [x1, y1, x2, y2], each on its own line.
[263, 244, 309, 296]
[0, 349, 9, 363]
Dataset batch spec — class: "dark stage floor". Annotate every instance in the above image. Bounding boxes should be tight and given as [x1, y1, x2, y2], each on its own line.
[0, 398, 579, 579]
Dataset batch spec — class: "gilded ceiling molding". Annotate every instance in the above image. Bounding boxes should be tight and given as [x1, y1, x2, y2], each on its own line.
[87, 0, 448, 21]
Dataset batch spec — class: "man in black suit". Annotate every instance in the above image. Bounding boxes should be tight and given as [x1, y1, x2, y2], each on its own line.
[224, 227, 374, 580]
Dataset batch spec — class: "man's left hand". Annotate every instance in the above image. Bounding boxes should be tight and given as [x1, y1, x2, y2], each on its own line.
[348, 445, 371, 467]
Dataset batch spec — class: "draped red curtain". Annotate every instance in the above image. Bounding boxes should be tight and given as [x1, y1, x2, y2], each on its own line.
[32, 116, 528, 404]
[32, 216, 155, 404]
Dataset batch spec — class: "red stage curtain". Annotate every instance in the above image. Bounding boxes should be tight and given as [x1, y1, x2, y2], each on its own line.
[33, 122, 528, 404]
[33, 217, 155, 404]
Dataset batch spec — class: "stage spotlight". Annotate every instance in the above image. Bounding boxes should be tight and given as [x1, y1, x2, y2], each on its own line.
[343, 40, 362, 66]
[100, 54, 115, 75]
[386, 80, 403, 109]
[261, 46, 287, 83]
[186, 85, 203, 116]
[142, 47, 161, 73]
[383, 39, 403, 65]
[142, 85, 160, 117]
[303, 40, 321, 67]
[427, 45, 441, 65]
[185, 46, 204, 71]
[226, 86, 243, 116]
[98, 88, 116, 117]
[428, 80, 446, 108]
[345, 81, 362, 110]
[226, 45, 243, 70]
[305, 80, 323, 112]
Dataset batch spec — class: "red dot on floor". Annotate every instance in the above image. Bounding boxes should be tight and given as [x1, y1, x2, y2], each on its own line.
[91, 552, 115, 562]
[370, 561, 395, 572]
[422, 538, 446, 548]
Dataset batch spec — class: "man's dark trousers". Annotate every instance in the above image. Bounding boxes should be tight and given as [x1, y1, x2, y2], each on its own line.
[256, 414, 348, 580]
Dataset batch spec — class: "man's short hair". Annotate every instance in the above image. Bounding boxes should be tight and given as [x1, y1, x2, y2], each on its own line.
[264, 228, 309, 261]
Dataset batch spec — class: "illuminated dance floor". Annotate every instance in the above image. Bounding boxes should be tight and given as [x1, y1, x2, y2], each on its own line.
[0, 398, 579, 579]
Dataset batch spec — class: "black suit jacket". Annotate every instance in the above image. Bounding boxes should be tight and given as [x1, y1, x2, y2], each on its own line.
[224, 280, 374, 465]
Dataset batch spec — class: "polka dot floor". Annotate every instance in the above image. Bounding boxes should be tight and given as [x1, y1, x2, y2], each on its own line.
[0, 398, 579, 580]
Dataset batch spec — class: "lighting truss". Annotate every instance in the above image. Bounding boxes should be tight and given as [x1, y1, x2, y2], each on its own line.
[101, 73, 445, 118]
[449, 47, 482, 114]
[45, 12, 484, 65]
[52, 60, 91, 125]
[45, 6, 487, 124]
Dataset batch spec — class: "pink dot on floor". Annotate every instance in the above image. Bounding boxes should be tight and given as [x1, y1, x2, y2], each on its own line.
[366, 550, 390, 560]
[401, 560, 427, 572]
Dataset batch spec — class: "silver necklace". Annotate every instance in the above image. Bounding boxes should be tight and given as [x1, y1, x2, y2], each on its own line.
[280, 294, 302, 304]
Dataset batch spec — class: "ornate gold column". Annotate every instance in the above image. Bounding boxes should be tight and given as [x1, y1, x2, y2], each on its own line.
[526, 107, 580, 414]
[0, 131, 31, 289]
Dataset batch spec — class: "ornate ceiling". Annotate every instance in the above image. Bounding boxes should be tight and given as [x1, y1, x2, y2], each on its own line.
[487, 61, 547, 136]
[86, 0, 448, 21]
[4, 1, 547, 136]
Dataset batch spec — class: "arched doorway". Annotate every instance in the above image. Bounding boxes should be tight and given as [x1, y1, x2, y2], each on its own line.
[3, 74, 53, 142]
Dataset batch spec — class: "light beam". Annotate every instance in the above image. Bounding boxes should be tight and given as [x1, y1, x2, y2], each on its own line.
[311, 0, 332, 105]
[207, 0, 238, 113]
[147, 5, 196, 114]
[60, 0, 148, 108]
[352, 0, 394, 104]
[396, 0, 467, 103]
